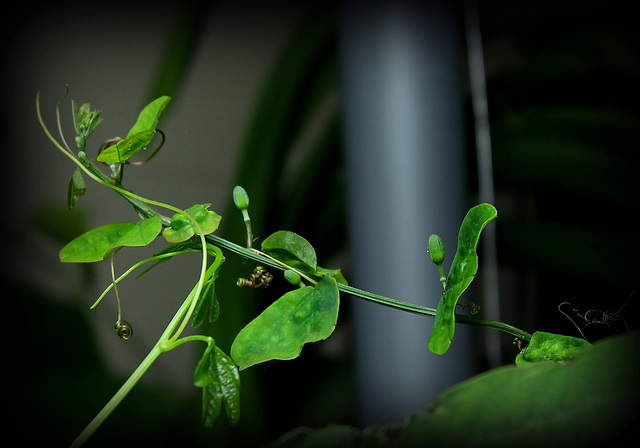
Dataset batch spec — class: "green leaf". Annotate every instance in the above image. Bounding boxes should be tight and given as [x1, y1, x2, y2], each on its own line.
[127, 95, 171, 137]
[428, 204, 498, 355]
[59, 217, 162, 263]
[72, 100, 102, 139]
[315, 266, 348, 285]
[401, 331, 639, 447]
[96, 130, 155, 163]
[194, 343, 241, 427]
[96, 96, 170, 163]
[231, 275, 339, 370]
[162, 204, 222, 243]
[261, 230, 318, 274]
[67, 167, 86, 210]
[515, 331, 591, 366]
[192, 253, 225, 328]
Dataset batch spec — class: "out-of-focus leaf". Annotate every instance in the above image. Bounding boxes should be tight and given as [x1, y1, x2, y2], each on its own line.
[401, 331, 639, 447]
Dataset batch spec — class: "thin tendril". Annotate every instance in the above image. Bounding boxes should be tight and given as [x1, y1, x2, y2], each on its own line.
[110, 248, 123, 322]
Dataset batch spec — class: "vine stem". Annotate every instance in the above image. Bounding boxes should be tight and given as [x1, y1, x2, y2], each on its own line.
[69, 279, 196, 448]
[206, 234, 533, 343]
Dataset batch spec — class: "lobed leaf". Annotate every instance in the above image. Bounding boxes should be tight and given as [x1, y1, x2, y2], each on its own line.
[428, 204, 498, 355]
[230, 275, 339, 370]
[59, 217, 162, 263]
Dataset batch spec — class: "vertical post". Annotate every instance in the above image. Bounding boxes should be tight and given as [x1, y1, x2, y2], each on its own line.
[464, 0, 502, 368]
[339, 0, 476, 425]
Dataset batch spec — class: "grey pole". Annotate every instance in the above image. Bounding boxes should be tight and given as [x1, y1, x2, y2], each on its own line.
[339, 0, 477, 426]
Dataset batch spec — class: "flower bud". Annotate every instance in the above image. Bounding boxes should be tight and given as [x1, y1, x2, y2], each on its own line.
[233, 185, 250, 211]
[284, 269, 303, 287]
[427, 234, 445, 265]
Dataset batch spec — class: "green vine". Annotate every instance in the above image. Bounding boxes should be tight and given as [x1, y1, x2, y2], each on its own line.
[38, 91, 587, 447]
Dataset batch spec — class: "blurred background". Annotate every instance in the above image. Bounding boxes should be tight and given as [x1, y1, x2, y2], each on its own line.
[4, 0, 639, 446]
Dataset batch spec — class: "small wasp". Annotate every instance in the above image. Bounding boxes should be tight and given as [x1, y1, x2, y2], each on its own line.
[237, 265, 274, 289]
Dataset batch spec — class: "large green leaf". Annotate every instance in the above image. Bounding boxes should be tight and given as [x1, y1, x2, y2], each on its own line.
[267, 331, 639, 447]
[97, 96, 170, 163]
[59, 217, 162, 263]
[428, 204, 498, 355]
[230, 275, 339, 370]
[401, 331, 639, 447]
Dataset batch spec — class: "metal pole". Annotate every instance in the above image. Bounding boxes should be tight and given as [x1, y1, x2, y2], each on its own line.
[339, 0, 476, 426]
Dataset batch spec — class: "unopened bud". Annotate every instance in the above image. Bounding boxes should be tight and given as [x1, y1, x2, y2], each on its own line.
[427, 234, 445, 265]
[284, 270, 303, 287]
[233, 186, 250, 211]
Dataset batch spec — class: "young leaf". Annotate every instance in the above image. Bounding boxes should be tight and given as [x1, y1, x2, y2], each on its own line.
[315, 266, 348, 285]
[194, 343, 241, 427]
[127, 95, 171, 137]
[96, 130, 155, 163]
[59, 217, 162, 263]
[230, 275, 339, 370]
[427, 204, 498, 355]
[515, 331, 591, 366]
[72, 100, 102, 140]
[261, 230, 318, 274]
[162, 204, 222, 243]
[96, 96, 170, 163]
[192, 253, 225, 328]
[67, 167, 86, 209]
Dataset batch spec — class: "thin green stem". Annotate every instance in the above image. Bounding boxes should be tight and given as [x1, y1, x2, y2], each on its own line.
[206, 234, 532, 343]
[90, 249, 200, 309]
[70, 346, 162, 448]
[70, 277, 198, 448]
